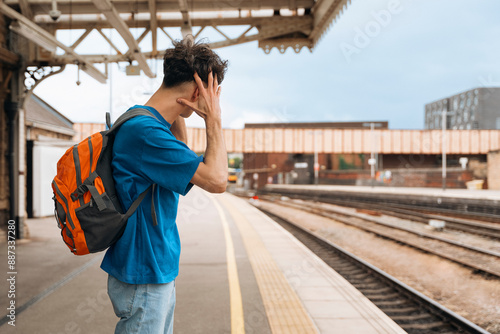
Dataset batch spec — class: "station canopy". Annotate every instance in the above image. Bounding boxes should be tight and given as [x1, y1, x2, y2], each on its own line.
[0, 0, 351, 83]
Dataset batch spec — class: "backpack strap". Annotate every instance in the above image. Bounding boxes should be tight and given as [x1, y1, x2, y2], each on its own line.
[105, 112, 112, 129]
[106, 107, 160, 226]
[106, 108, 159, 135]
[124, 184, 158, 226]
[151, 184, 158, 226]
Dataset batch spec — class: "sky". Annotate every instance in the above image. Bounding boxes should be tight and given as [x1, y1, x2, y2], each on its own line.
[34, 0, 500, 130]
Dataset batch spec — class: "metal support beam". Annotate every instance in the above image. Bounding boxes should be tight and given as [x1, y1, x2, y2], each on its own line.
[194, 26, 205, 39]
[209, 22, 311, 49]
[18, 0, 33, 19]
[12, 1, 317, 16]
[136, 28, 151, 45]
[52, 20, 311, 63]
[148, 0, 158, 57]
[97, 29, 122, 55]
[91, 0, 154, 77]
[160, 27, 174, 42]
[70, 28, 93, 50]
[0, 46, 19, 65]
[0, 3, 107, 83]
[178, 0, 192, 39]
[212, 26, 231, 41]
[121, 28, 151, 61]
[42, 16, 313, 31]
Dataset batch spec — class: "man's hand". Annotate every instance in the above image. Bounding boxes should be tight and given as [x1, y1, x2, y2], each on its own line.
[176, 71, 222, 123]
[180, 71, 228, 194]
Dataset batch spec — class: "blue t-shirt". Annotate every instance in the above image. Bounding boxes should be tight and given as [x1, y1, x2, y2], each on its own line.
[101, 105, 203, 284]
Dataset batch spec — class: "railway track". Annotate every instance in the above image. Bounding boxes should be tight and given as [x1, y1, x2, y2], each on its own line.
[261, 192, 500, 240]
[324, 198, 500, 239]
[259, 188, 500, 223]
[255, 206, 491, 334]
[258, 197, 500, 279]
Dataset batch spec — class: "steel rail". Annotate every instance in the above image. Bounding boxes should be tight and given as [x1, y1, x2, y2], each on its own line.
[259, 197, 500, 279]
[259, 187, 500, 220]
[262, 190, 500, 238]
[255, 206, 491, 334]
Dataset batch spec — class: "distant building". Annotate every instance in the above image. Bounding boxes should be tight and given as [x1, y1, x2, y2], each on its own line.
[25, 94, 75, 140]
[425, 87, 500, 130]
[25, 95, 76, 218]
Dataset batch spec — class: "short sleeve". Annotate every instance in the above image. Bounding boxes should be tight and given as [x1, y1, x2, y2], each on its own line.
[139, 124, 203, 196]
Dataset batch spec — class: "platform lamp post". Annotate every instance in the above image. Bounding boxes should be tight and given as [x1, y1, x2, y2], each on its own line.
[441, 108, 455, 191]
[367, 122, 381, 188]
[313, 130, 323, 185]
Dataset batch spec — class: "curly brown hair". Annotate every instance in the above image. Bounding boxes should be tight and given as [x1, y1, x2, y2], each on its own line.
[162, 38, 228, 88]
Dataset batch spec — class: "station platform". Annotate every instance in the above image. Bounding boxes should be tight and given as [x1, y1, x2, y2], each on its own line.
[0, 188, 406, 334]
[264, 184, 500, 201]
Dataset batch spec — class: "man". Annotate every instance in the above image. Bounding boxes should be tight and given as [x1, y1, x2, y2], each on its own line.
[101, 38, 229, 333]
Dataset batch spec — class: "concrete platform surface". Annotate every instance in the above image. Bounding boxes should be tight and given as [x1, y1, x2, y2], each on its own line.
[0, 188, 407, 333]
[265, 184, 500, 201]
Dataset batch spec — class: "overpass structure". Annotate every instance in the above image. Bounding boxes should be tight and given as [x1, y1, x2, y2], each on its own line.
[72, 123, 500, 155]
[187, 128, 500, 154]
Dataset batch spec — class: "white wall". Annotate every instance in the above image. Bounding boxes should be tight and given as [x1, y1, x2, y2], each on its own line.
[32, 141, 72, 217]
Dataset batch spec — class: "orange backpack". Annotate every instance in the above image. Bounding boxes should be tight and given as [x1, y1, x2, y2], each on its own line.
[52, 108, 158, 255]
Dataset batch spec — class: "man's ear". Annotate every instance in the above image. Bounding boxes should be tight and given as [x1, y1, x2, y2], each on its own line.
[191, 87, 199, 102]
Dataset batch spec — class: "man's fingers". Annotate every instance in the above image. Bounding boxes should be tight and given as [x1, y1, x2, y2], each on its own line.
[193, 72, 207, 97]
[214, 73, 219, 91]
[208, 71, 213, 94]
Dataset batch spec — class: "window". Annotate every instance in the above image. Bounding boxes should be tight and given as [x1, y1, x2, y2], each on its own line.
[463, 109, 469, 122]
[459, 94, 465, 108]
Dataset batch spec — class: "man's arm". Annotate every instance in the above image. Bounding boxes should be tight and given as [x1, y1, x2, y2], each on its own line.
[177, 72, 227, 194]
[170, 116, 188, 144]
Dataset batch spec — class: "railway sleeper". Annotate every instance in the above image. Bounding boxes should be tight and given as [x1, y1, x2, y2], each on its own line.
[390, 313, 434, 321]
[375, 299, 409, 307]
[363, 293, 400, 300]
[358, 287, 393, 294]
[341, 269, 369, 276]
[400, 321, 448, 330]
[383, 306, 420, 314]
[323, 263, 356, 271]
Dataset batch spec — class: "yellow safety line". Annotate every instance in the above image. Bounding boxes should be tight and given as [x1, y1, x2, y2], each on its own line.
[218, 194, 318, 334]
[211, 195, 246, 334]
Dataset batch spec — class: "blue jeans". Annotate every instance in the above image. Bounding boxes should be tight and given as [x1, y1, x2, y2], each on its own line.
[107, 275, 176, 334]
